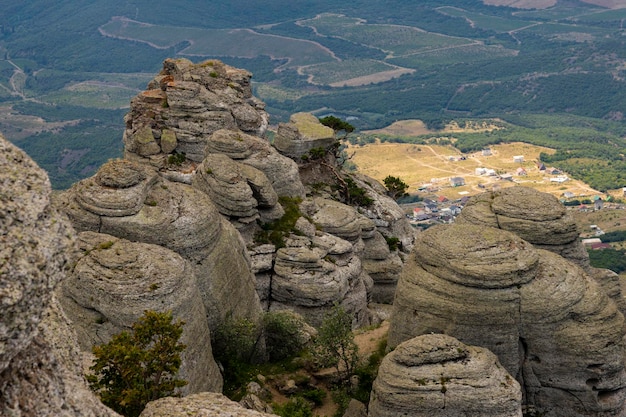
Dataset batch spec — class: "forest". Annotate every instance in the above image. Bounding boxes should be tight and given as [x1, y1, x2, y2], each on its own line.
[1, 0, 626, 188]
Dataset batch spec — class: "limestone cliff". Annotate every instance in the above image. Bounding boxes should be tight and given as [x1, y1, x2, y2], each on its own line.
[0, 134, 119, 416]
[388, 218, 626, 417]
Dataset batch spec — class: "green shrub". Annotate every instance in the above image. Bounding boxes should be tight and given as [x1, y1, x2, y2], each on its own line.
[313, 305, 359, 381]
[263, 311, 309, 362]
[273, 397, 313, 417]
[300, 387, 326, 406]
[385, 236, 401, 251]
[87, 310, 186, 417]
[167, 151, 186, 166]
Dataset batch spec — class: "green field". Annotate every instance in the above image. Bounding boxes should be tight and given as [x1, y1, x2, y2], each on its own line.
[2, 0, 626, 189]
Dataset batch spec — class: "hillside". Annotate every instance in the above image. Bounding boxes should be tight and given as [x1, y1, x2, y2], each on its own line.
[1, 0, 626, 188]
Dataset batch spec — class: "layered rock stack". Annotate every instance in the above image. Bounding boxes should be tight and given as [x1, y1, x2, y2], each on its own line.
[456, 187, 626, 312]
[106, 58, 415, 328]
[369, 334, 523, 417]
[388, 220, 626, 416]
[0, 134, 119, 416]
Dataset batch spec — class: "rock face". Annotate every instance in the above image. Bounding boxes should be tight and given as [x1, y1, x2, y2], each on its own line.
[388, 222, 626, 417]
[123, 58, 268, 164]
[115, 58, 415, 329]
[59, 231, 222, 394]
[139, 392, 278, 417]
[0, 134, 119, 416]
[57, 158, 262, 333]
[455, 187, 626, 312]
[273, 112, 336, 158]
[369, 334, 522, 417]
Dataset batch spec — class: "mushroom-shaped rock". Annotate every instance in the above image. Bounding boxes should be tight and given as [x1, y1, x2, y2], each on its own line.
[389, 222, 626, 417]
[139, 392, 278, 417]
[58, 160, 262, 331]
[457, 186, 625, 312]
[273, 112, 336, 158]
[0, 134, 119, 416]
[60, 231, 222, 394]
[369, 334, 522, 417]
[306, 197, 371, 242]
[457, 187, 583, 264]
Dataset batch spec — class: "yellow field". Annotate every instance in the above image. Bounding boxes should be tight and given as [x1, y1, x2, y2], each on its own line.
[348, 141, 600, 200]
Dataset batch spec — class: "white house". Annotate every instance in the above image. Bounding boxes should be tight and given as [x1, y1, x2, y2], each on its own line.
[475, 167, 487, 175]
[513, 155, 524, 163]
[550, 175, 569, 183]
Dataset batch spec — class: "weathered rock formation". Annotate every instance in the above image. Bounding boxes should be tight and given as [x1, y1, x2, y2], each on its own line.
[59, 231, 222, 393]
[388, 222, 626, 417]
[57, 158, 262, 332]
[456, 186, 626, 312]
[273, 112, 337, 158]
[113, 58, 415, 328]
[369, 334, 522, 417]
[139, 392, 277, 417]
[123, 58, 268, 165]
[0, 134, 119, 416]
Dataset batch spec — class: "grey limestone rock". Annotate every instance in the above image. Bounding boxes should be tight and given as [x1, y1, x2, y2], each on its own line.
[388, 222, 626, 417]
[60, 231, 223, 394]
[0, 134, 119, 416]
[139, 392, 278, 417]
[457, 186, 626, 313]
[369, 334, 522, 417]
[58, 159, 263, 332]
[273, 112, 336, 158]
[123, 58, 269, 165]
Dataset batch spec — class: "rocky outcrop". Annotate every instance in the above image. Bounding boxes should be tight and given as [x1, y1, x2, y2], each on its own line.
[456, 186, 626, 313]
[388, 222, 626, 417]
[57, 158, 262, 332]
[59, 231, 222, 394]
[273, 112, 336, 158]
[0, 134, 118, 416]
[123, 58, 268, 165]
[369, 334, 522, 417]
[139, 392, 278, 417]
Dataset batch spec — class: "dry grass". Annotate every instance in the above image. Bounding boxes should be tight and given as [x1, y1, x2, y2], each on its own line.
[348, 141, 600, 200]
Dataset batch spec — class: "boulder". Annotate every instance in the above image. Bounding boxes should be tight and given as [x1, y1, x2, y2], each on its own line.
[456, 186, 626, 313]
[369, 334, 522, 417]
[57, 159, 263, 332]
[273, 112, 336, 158]
[139, 392, 278, 417]
[0, 134, 119, 416]
[388, 222, 626, 417]
[60, 231, 223, 394]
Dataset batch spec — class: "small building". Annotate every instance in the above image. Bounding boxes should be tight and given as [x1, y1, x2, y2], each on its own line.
[500, 173, 513, 181]
[582, 238, 602, 246]
[485, 169, 497, 176]
[513, 155, 524, 163]
[590, 242, 611, 250]
[475, 167, 487, 176]
[438, 195, 449, 203]
[516, 167, 527, 176]
[537, 162, 546, 171]
[594, 198, 604, 211]
[449, 177, 465, 187]
[482, 148, 492, 156]
[547, 167, 562, 175]
[563, 191, 575, 199]
[550, 175, 569, 183]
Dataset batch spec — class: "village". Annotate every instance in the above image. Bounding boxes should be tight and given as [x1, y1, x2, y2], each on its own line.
[402, 148, 626, 232]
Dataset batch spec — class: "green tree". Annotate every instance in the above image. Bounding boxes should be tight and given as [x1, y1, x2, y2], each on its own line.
[87, 310, 187, 417]
[314, 305, 359, 381]
[383, 175, 409, 200]
[319, 116, 355, 135]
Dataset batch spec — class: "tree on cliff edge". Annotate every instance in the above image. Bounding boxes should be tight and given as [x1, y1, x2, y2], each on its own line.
[87, 310, 187, 417]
